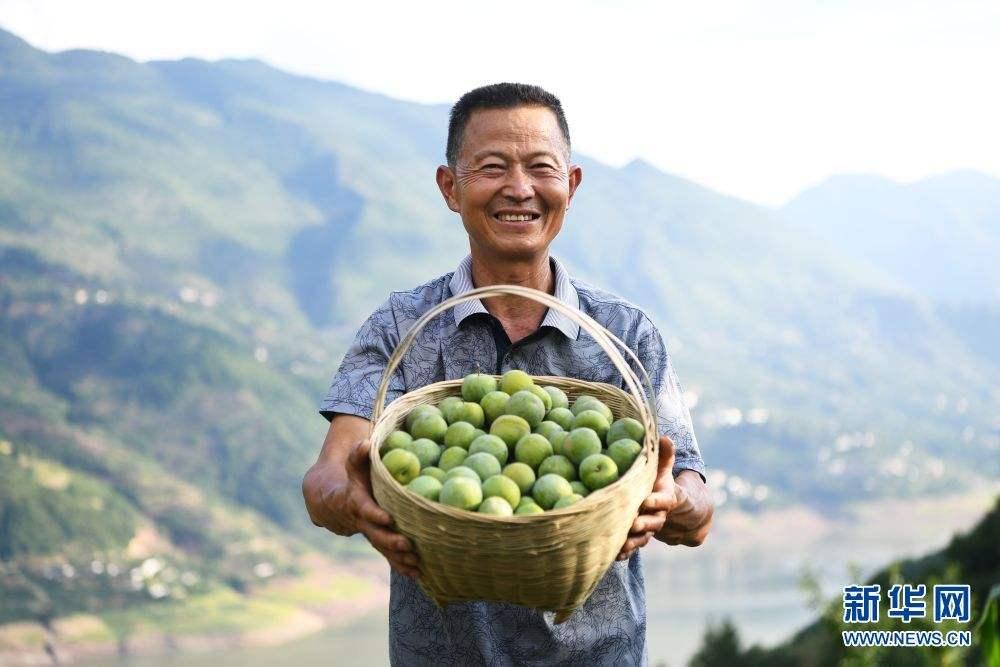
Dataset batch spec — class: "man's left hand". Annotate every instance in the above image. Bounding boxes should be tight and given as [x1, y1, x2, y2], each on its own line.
[616, 435, 714, 561]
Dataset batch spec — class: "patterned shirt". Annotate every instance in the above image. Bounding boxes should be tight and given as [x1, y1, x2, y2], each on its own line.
[320, 254, 704, 666]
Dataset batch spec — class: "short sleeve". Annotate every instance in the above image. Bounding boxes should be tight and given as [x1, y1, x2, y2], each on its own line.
[633, 324, 706, 480]
[319, 297, 406, 422]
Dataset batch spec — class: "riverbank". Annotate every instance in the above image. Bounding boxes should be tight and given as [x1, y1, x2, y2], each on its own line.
[0, 555, 389, 666]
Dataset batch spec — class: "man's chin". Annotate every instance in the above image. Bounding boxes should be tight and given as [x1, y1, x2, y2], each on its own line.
[476, 241, 550, 263]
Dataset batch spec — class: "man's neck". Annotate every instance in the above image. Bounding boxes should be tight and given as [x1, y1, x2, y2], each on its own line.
[468, 249, 554, 342]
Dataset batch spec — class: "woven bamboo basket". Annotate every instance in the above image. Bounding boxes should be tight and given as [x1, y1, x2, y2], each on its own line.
[368, 285, 658, 622]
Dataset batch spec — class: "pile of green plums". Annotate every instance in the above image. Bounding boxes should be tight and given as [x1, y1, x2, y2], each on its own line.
[379, 370, 645, 516]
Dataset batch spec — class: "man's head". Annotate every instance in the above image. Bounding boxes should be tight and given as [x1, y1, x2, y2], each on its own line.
[437, 83, 582, 262]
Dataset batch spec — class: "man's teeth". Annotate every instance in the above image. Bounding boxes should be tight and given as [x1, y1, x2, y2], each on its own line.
[498, 214, 536, 221]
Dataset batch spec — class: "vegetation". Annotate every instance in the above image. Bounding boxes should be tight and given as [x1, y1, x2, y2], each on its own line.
[688, 497, 1000, 665]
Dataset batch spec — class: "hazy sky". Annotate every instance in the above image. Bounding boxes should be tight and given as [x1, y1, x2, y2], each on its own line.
[3, 0, 999, 205]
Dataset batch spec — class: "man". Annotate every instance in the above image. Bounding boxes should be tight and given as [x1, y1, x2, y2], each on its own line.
[302, 83, 713, 665]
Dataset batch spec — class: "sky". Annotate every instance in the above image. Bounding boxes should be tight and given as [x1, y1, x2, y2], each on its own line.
[3, 0, 999, 205]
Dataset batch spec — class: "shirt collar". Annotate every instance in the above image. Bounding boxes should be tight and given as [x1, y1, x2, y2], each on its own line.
[448, 254, 581, 340]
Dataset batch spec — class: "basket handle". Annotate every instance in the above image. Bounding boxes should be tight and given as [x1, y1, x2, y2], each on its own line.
[371, 285, 659, 454]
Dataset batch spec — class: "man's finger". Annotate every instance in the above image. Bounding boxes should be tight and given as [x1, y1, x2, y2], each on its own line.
[658, 435, 676, 475]
[360, 521, 415, 555]
[616, 531, 654, 560]
[630, 512, 666, 535]
[347, 438, 372, 469]
[356, 494, 394, 527]
[641, 490, 677, 514]
[623, 531, 654, 553]
[374, 546, 421, 578]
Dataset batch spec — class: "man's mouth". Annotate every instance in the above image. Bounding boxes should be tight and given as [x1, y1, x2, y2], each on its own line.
[493, 212, 541, 222]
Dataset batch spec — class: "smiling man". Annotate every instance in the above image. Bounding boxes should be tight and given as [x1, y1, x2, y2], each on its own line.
[302, 83, 713, 666]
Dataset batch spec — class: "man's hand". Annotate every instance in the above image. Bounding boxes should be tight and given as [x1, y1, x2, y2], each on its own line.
[616, 435, 714, 561]
[303, 417, 420, 579]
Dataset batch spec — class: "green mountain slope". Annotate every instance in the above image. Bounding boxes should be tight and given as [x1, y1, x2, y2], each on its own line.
[0, 25, 997, 629]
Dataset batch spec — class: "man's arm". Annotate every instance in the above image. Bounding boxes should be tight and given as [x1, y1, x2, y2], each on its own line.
[302, 414, 419, 578]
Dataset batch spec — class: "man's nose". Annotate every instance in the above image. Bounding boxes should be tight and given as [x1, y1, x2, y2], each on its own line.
[501, 164, 534, 201]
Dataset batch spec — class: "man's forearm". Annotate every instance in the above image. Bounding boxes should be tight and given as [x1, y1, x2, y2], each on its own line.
[655, 470, 714, 546]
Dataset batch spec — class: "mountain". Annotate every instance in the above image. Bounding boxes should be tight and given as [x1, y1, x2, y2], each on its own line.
[1, 25, 998, 633]
[783, 171, 1000, 304]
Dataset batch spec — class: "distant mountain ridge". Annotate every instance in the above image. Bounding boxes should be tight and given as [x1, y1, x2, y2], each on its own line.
[783, 170, 1000, 303]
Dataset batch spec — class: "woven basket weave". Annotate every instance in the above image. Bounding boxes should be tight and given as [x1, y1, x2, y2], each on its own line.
[368, 285, 658, 621]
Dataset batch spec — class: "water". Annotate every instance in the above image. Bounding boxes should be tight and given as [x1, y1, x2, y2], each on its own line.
[77, 616, 389, 667]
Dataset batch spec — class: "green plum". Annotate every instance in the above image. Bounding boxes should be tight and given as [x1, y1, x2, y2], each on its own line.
[545, 407, 574, 431]
[607, 417, 645, 445]
[490, 414, 531, 449]
[469, 434, 509, 465]
[380, 430, 413, 457]
[514, 434, 553, 469]
[405, 404, 443, 431]
[607, 438, 642, 474]
[422, 466, 447, 483]
[532, 474, 573, 510]
[480, 390, 510, 424]
[533, 420, 565, 444]
[438, 446, 468, 472]
[455, 401, 486, 428]
[499, 369, 534, 395]
[478, 496, 513, 516]
[439, 396, 465, 424]
[444, 421, 478, 449]
[411, 413, 448, 443]
[514, 501, 544, 515]
[527, 384, 553, 412]
[382, 449, 421, 485]
[464, 452, 502, 482]
[553, 493, 583, 509]
[571, 395, 613, 423]
[407, 475, 443, 500]
[565, 428, 603, 465]
[502, 462, 536, 495]
[571, 409, 610, 443]
[481, 474, 521, 508]
[440, 477, 483, 511]
[543, 386, 569, 410]
[580, 453, 619, 491]
[538, 455, 577, 481]
[506, 390, 546, 428]
[445, 465, 481, 482]
[406, 438, 441, 468]
[462, 373, 498, 403]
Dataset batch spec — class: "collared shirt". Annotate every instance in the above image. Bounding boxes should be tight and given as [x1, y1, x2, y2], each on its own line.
[320, 254, 705, 667]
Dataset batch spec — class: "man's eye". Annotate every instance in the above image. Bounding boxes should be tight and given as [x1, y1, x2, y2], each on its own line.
[481, 164, 505, 170]
[531, 163, 556, 170]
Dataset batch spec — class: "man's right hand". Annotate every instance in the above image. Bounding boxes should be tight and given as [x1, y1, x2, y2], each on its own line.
[302, 415, 420, 579]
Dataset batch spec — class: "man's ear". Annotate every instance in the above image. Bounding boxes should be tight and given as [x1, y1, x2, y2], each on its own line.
[566, 164, 583, 209]
[436, 165, 461, 213]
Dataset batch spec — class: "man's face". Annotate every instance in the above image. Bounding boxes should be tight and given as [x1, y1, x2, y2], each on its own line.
[437, 105, 582, 261]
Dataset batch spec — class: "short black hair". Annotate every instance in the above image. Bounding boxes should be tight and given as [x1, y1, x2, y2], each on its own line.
[446, 83, 571, 167]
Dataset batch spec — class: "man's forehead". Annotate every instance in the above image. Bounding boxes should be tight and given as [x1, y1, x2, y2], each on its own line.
[461, 106, 566, 155]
